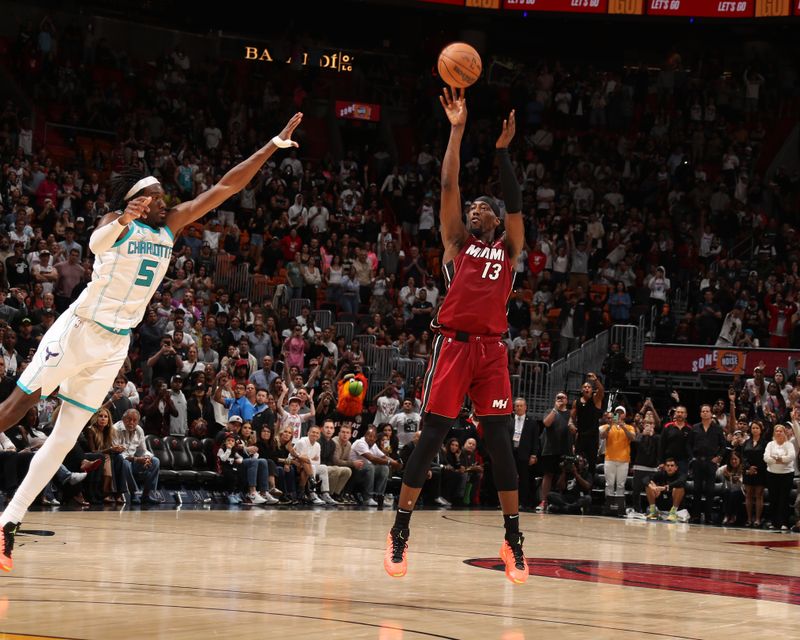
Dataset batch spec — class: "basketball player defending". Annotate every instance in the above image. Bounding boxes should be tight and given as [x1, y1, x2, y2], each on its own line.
[384, 88, 528, 584]
[0, 113, 303, 571]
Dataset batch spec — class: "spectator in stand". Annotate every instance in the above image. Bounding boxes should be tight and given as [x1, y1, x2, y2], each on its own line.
[571, 373, 604, 474]
[608, 282, 631, 325]
[511, 397, 539, 511]
[763, 424, 796, 531]
[645, 458, 685, 522]
[441, 438, 467, 505]
[765, 292, 796, 348]
[695, 290, 722, 345]
[599, 407, 635, 516]
[539, 392, 571, 513]
[546, 453, 592, 515]
[140, 378, 178, 437]
[689, 404, 726, 524]
[319, 419, 351, 503]
[349, 425, 400, 507]
[291, 425, 336, 506]
[742, 418, 768, 525]
[660, 402, 692, 477]
[717, 450, 745, 526]
[716, 308, 742, 347]
[112, 409, 161, 504]
[214, 377, 255, 422]
[601, 342, 631, 390]
[276, 381, 315, 441]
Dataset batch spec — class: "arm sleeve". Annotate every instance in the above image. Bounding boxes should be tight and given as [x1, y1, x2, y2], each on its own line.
[89, 218, 127, 255]
[497, 149, 522, 214]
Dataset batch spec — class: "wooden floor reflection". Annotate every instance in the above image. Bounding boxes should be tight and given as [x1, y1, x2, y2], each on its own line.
[0, 507, 798, 639]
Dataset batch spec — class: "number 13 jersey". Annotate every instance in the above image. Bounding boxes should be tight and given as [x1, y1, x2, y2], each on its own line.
[74, 220, 174, 332]
[432, 235, 514, 336]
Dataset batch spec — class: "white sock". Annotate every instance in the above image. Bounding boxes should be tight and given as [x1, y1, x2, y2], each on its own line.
[1, 403, 91, 526]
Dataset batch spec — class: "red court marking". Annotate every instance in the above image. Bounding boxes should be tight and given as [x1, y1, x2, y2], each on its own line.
[464, 558, 800, 605]
[730, 539, 800, 548]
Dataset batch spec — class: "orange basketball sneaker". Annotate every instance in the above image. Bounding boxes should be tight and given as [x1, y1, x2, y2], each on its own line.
[384, 528, 409, 578]
[500, 533, 528, 585]
[0, 522, 19, 572]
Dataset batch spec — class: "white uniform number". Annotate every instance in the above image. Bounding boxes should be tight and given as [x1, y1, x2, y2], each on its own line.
[481, 262, 502, 280]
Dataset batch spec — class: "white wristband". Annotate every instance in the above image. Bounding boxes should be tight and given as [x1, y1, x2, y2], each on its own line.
[89, 217, 127, 255]
[271, 136, 294, 149]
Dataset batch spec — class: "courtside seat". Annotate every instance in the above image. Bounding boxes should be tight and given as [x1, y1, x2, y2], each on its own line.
[145, 435, 180, 484]
[164, 436, 200, 485]
[183, 436, 221, 486]
[202, 438, 219, 473]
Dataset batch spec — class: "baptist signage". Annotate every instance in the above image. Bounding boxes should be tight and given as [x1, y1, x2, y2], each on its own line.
[642, 344, 800, 375]
[244, 47, 354, 72]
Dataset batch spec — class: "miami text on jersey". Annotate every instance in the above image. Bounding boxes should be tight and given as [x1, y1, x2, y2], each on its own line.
[465, 244, 505, 261]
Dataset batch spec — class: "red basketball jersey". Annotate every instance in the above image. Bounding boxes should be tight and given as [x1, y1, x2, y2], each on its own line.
[433, 236, 514, 336]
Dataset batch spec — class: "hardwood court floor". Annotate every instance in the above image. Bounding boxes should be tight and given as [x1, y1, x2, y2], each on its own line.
[0, 507, 799, 639]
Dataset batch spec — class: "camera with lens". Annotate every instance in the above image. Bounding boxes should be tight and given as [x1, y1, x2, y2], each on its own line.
[561, 455, 578, 471]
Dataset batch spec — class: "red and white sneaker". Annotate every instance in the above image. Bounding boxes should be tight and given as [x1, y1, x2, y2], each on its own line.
[384, 528, 409, 578]
[500, 533, 529, 585]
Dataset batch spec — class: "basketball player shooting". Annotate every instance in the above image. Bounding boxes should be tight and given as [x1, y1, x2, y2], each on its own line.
[0, 112, 303, 572]
[384, 88, 528, 584]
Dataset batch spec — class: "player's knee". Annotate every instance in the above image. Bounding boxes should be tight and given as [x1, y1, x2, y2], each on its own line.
[479, 414, 517, 492]
[480, 414, 512, 451]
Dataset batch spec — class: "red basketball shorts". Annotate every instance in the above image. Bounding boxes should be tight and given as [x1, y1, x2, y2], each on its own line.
[421, 332, 512, 419]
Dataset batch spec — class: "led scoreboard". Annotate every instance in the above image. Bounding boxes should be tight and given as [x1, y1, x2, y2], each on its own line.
[417, 0, 796, 14]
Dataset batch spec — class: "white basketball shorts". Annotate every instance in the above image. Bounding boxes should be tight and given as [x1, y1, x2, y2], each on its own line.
[17, 305, 130, 413]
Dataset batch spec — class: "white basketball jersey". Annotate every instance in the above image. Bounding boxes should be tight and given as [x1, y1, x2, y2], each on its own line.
[74, 220, 174, 331]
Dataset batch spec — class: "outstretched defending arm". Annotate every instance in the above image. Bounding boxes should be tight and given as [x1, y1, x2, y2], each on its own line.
[496, 110, 524, 262]
[439, 87, 469, 263]
[166, 112, 303, 234]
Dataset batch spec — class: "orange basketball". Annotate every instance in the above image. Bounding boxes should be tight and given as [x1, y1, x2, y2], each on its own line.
[437, 42, 482, 89]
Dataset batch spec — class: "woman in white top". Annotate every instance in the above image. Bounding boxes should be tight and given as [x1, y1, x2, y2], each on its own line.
[551, 246, 569, 285]
[763, 425, 797, 530]
[301, 256, 322, 300]
[181, 345, 206, 381]
[648, 266, 670, 309]
[398, 277, 418, 320]
[325, 255, 344, 304]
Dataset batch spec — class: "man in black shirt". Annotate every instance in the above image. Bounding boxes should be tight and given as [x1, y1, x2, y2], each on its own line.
[646, 458, 686, 521]
[15, 319, 38, 364]
[546, 453, 592, 515]
[539, 391, 572, 512]
[690, 404, 726, 524]
[659, 405, 692, 476]
[306, 335, 332, 371]
[571, 372, 604, 474]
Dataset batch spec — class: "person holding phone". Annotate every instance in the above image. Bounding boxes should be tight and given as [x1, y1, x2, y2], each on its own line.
[600, 406, 636, 516]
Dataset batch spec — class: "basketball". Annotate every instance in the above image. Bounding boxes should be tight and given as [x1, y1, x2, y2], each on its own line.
[437, 42, 482, 89]
[349, 379, 364, 396]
